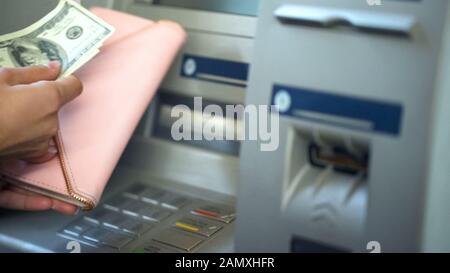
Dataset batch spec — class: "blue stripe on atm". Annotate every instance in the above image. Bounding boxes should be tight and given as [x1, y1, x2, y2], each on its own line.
[181, 54, 249, 82]
[272, 84, 403, 136]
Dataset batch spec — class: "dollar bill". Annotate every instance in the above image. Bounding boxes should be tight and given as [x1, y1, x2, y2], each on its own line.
[0, 0, 115, 77]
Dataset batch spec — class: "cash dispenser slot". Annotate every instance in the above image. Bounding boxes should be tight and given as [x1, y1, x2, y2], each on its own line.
[308, 143, 368, 175]
[281, 129, 369, 251]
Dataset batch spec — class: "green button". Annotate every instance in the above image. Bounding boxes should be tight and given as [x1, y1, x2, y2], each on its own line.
[131, 248, 147, 253]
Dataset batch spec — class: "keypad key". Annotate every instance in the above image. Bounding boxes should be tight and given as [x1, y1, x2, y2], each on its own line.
[153, 229, 203, 251]
[119, 218, 153, 236]
[142, 241, 180, 253]
[174, 216, 223, 237]
[84, 208, 114, 225]
[123, 183, 147, 200]
[101, 231, 133, 250]
[63, 219, 95, 237]
[101, 212, 126, 230]
[82, 228, 104, 243]
[121, 199, 147, 217]
[139, 206, 172, 222]
[160, 194, 190, 210]
[191, 204, 235, 223]
[103, 195, 133, 212]
[83, 228, 133, 250]
[140, 186, 168, 205]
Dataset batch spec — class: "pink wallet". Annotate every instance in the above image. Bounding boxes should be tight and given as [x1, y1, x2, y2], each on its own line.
[0, 8, 186, 210]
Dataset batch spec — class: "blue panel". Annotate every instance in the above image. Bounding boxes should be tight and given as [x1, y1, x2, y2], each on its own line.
[154, 0, 260, 17]
[271, 84, 403, 136]
[180, 54, 249, 88]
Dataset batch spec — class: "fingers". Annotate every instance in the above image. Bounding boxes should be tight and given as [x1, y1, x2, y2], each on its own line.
[0, 189, 53, 211]
[0, 187, 78, 215]
[8, 72, 83, 112]
[0, 61, 61, 86]
[23, 141, 58, 164]
[30, 75, 83, 110]
[7, 186, 41, 196]
[51, 200, 78, 215]
[0, 138, 56, 162]
[23, 150, 58, 164]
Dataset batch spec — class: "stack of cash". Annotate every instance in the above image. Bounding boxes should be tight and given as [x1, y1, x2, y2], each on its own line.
[0, 0, 115, 77]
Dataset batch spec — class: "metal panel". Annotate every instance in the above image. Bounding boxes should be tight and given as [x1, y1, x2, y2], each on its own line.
[236, 0, 449, 252]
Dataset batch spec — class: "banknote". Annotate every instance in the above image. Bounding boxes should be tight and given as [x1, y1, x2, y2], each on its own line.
[0, 0, 115, 77]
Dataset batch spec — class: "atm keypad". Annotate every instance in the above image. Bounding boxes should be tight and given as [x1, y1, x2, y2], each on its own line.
[58, 183, 234, 252]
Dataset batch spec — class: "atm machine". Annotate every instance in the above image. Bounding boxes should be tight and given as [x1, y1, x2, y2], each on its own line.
[236, 0, 450, 253]
[0, 0, 259, 253]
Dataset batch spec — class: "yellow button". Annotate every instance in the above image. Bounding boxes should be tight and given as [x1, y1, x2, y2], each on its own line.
[175, 222, 200, 233]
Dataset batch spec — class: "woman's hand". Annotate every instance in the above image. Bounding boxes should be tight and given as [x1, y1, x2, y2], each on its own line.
[0, 62, 82, 214]
[0, 62, 83, 162]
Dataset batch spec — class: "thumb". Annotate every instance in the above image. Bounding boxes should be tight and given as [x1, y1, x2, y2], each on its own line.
[52, 75, 83, 107]
[3, 61, 61, 86]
